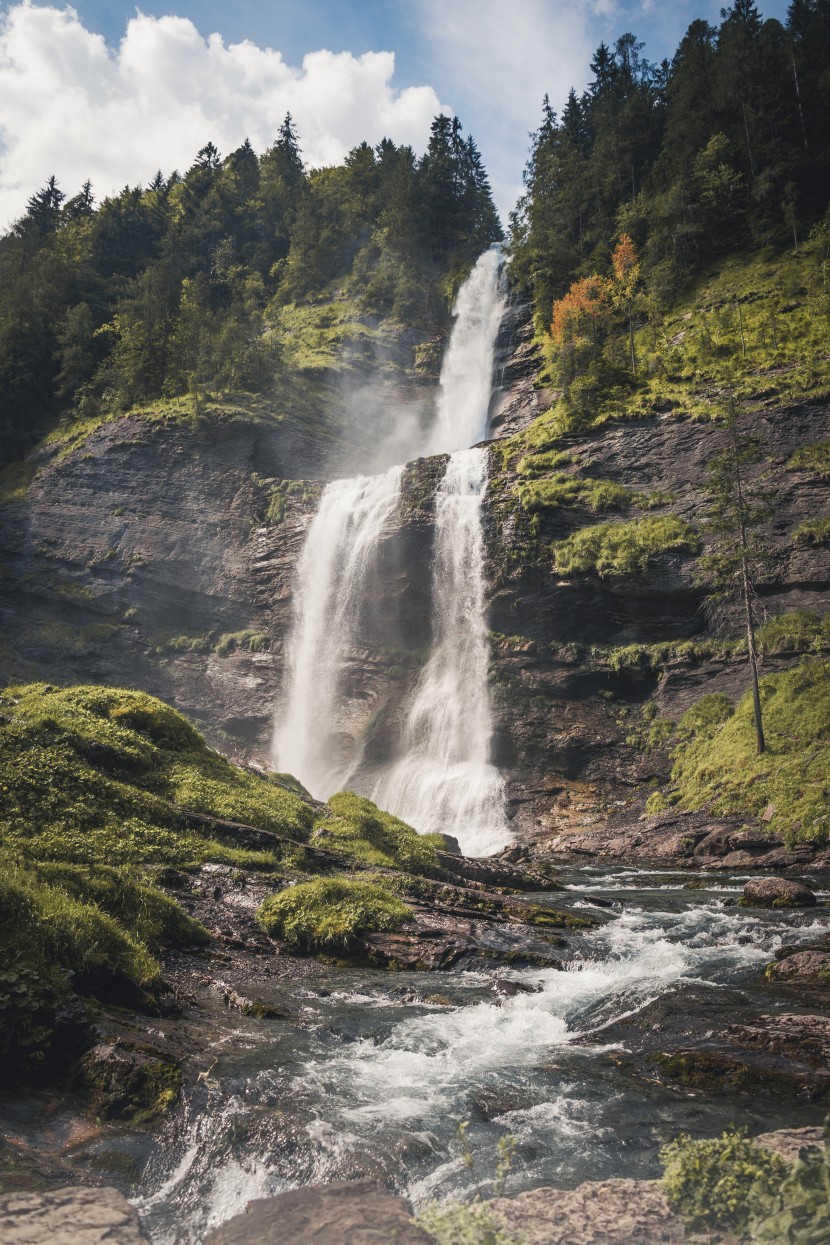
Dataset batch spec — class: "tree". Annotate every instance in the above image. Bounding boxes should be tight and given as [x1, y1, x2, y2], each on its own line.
[609, 233, 641, 372]
[697, 393, 771, 753]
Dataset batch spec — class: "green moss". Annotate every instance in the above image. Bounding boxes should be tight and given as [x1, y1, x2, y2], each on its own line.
[661, 1129, 790, 1234]
[0, 681, 320, 1075]
[312, 791, 446, 875]
[415, 1199, 523, 1244]
[756, 609, 830, 654]
[659, 659, 830, 843]
[256, 877, 413, 952]
[552, 514, 700, 578]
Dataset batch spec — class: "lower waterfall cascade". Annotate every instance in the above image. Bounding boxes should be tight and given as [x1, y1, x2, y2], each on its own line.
[273, 247, 510, 854]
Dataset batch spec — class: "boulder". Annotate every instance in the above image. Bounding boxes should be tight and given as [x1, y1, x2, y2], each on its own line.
[0, 1186, 149, 1245]
[765, 949, 830, 987]
[203, 1179, 431, 1245]
[741, 877, 817, 908]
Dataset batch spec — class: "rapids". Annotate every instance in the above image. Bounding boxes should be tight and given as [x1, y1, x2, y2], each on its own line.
[125, 869, 828, 1243]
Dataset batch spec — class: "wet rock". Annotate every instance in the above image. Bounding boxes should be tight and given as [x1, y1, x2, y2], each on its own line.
[765, 949, 830, 987]
[490, 1178, 684, 1245]
[203, 1179, 431, 1245]
[580, 893, 616, 909]
[488, 977, 541, 1000]
[726, 1013, 830, 1076]
[741, 877, 817, 908]
[0, 1186, 149, 1244]
[78, 1041, 181, 1120]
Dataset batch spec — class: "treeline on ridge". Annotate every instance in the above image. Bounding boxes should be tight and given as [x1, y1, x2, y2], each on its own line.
[510, 0, 830, 326]
[0, 114, 501, 468]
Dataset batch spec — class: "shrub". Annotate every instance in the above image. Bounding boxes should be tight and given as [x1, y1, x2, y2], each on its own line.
[749, 1119, 830, 1244]
[661, 1129, 790, 1233]
[788, 440, 830, 479]
[256, 877, 413, 952]
[552, 514, 699, 578]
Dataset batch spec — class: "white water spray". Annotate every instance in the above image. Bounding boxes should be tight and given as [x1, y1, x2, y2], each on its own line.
[273, 466, 402, 798]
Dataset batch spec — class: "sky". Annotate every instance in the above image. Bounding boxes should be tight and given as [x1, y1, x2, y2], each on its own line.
[0, 0, 792, 230]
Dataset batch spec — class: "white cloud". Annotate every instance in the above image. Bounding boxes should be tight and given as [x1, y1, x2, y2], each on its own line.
[0, 3, 446, 228]
[414, 0, 601, 223]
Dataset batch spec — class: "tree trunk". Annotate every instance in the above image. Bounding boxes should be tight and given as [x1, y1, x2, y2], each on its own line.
[742, 552, 766, 754]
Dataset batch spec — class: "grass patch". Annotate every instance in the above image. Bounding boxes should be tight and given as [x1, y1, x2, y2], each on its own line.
[312, 791, 446, 875]
[0, 681, 320, 1076]
[214, 630, 269, 657]
[553, 514, 699, 578]
[795, 516, 830, 545]
[657, 659, 830, 843]
[789, 439, 830, 479]
[256, 877, 412, 952]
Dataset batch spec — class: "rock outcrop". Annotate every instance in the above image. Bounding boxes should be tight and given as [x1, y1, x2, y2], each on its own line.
[0, 1186, 149, 1245]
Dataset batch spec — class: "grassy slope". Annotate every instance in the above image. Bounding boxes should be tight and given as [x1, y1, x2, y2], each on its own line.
[651, 660, 830, 845]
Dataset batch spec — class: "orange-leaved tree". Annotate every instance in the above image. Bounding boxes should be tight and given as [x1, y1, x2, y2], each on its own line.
[550, 274, 610, 376]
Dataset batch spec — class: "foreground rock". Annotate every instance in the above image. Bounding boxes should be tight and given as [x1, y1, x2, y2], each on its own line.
[203, 1179, 431, 1245]
[491, 1178, 684, 1245]
[767, 946, 830, 988]
[742, 876, 817, 908]
[0, 1186, 149, 1245]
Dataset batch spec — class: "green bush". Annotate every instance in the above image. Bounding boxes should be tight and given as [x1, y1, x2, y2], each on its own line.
[749, 1119, 830, 1244]
[553, 514, 699, 578]
[794, 517, 830, 546]
[256, 877, 413, 952]
[313, 791, 446, 874]
[661, 1129, 790, 1234]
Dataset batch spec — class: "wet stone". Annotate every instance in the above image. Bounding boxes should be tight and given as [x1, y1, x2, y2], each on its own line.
[742, 877, 817, 908]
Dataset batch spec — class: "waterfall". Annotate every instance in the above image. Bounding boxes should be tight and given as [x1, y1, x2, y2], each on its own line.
[272, 466, 402, 799]
[374, 446, 509, 854]
[430, 247, 506, 454]
[273, 246, 509, 854]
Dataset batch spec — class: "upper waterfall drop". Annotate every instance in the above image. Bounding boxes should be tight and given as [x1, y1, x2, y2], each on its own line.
[429, 247, 507, 455]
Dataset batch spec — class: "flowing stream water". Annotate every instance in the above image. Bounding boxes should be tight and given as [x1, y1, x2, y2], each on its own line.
[273, 247, 509, 852]
[119, 869, 827, 1243]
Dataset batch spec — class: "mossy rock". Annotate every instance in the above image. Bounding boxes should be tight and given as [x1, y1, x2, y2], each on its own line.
[257, 877, 413, 954]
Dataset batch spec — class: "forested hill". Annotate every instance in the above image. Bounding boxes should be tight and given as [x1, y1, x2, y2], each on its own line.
[509, 0, 830, 328]
[0, 113, 501, 468]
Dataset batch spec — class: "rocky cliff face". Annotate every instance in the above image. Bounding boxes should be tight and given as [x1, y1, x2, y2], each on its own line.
[1, 299, 828, 847]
